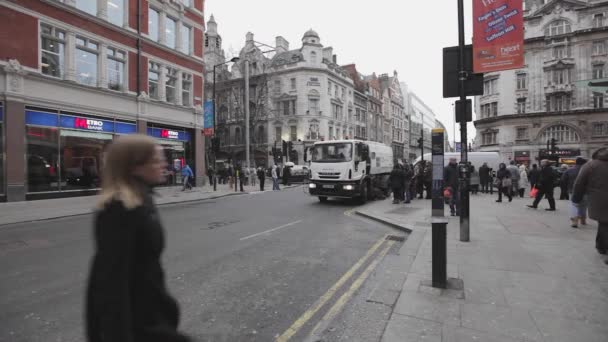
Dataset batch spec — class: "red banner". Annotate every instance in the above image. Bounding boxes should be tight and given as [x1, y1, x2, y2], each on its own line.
[473, 0, 524, 73]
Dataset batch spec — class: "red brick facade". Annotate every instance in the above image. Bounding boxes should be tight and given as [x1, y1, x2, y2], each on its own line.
[0, 7, 38, 69]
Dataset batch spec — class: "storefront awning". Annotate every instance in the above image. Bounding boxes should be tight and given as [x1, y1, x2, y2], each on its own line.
[60, 130, 113, 140]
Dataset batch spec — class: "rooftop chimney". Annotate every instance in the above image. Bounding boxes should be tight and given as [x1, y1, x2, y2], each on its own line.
[275, 36, 289, 54]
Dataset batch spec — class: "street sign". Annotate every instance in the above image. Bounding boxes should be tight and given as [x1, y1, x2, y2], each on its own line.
[442, 45, 484, 98]
[455, 99, 472, 123]
[203, 100, 214, 136]
[472, 0, 524, 73]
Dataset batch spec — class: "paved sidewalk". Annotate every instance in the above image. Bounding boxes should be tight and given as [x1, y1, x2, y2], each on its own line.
[358, 194, 608, 342]
[0, 182, 300, 226]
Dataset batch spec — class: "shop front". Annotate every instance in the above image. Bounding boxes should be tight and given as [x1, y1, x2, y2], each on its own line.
[514, 151, 531, 166]
[0, 104, 4, 201]
[24, 107, 136, 199]
[147, 125, 193, 186]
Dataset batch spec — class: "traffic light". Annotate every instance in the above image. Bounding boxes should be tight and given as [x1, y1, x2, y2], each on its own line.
[548, 138, 558, 154]
[282, 140, 288, 157]
[417, 137, 423, 149]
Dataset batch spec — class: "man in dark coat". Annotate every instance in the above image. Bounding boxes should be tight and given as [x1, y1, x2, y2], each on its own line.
[444, 158, 460, 216]
[527, 160, 556, 211]
[257, 167, 266, 191]
[389, 165, 405, 204]
[528, 164, 540, 190]
[402, 163, 414, 203]
[479, 162, 491, 193]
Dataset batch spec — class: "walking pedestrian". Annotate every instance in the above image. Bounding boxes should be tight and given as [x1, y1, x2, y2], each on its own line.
[563, 157, 588, 228]
[207, 166, 214, 186]
[402, 163, 414, 203]
[527, 159, 556, 211]
[415, 161, 425, 199]
[518, 164, 529, 198]
[444, 158, 460, 216]
[181, 163, 193, 191]
[257, 167, 266, 191]
[469, 162, 480, 195]
[250, 167, 256, 187]
[389, 165, 405, 204]
[479, 162, 491, 193]
[86, 135, 191, 342]
[271, 165, 280, 190]
[506, 160, 520, 198]
[528, 164, 540, 190]
[423, 160, 433, 199]
[282, 165, 291, 186]
[559, 164, 570, 200]
[496, 163, 513, 203]
[572, 148, 608, 263]
[237, 164, 245, 192]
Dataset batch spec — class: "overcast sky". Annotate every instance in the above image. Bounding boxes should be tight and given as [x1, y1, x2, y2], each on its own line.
[206, 0, 477, 144]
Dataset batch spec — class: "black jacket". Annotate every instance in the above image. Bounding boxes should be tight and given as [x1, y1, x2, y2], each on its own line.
[496, 168, 510, 180]
[443, 164, 459, 190]
[538, 165, 555, 190]
[479, 165, 490, 182]
[257, 169, 265, 180]
[86, 183, 190, 342]
[528, 168, 540, 184]
[389, 168, 405, 189]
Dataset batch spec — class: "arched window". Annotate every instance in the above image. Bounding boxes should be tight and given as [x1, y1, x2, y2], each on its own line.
[310, 51, 317, 64]
[235, 127, 241, 145]
[540, 124, 580, 143]
[545, 20, 571, 36]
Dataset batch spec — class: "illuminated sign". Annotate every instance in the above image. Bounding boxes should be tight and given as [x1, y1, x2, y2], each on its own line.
[25, 110, 137, 134]
[74, 118, 104, 131]
[147, 127, 190, 141]
[161, 129, 180, 139]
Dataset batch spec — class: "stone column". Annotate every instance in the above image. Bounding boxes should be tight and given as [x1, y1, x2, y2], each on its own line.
[99, 43, 108, 88]
[194, 106, 206, 186]
[159, 12, 167, 45]
[175, 20, 183, 53]
[65, 32, 77, 82]
[159, 66, 167, 102]
[4, 60, 27, 201]
[97, 0, 108, 20]
[175, 71, 183, 106]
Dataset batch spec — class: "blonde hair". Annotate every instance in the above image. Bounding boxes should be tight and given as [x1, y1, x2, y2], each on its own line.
[97, 134, 158, 209]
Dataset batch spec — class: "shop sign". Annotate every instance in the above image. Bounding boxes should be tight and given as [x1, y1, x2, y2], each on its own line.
[161, 129, 180, 139]
[60, 115, 114, 132]
[472, 0, 524, 73]
[539, 149, 581, 158]
[514, 150, 530, 162]
[148, 127, 189, 141]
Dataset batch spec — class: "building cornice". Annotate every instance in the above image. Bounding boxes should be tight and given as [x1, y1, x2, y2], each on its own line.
[474, 108, 608, 126]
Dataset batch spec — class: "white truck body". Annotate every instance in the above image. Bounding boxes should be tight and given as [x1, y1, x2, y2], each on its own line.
[307, 140, 393, 202]
[414, 152, 501, 172]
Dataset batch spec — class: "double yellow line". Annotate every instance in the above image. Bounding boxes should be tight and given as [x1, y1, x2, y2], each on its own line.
[276, 235, 394, 342]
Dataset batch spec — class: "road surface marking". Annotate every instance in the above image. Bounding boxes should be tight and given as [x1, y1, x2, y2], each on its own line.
[239, 220, 302, 241]
[275, 235, 388, 342]
[305, 240, 395, 341]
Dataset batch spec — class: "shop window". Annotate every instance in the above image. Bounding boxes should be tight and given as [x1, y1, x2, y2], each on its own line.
[180, 23, 192, 55]
[75, 36, 99, 86]
[165, 67, 178, 103]
[148, 8, 160, 42]
[107, 47, 125, 91]
[60, 130, 112, 191]
[165, 16, 177, 49]
[148, 62, 160, 99]
[107, 0, 124, 26]
[40, 24, 65, 78]
[75, 0, 97, 16]
[26, 126, 60, 192]
[182, 73, 192, 106]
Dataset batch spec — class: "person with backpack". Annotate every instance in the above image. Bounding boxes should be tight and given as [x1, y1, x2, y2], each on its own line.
[527, 159, 556, 211]
[443, 158, 460, 216]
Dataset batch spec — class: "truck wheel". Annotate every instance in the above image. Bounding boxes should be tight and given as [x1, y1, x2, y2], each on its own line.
[359, 183, 368, 204]
[318, 196, 328, 203]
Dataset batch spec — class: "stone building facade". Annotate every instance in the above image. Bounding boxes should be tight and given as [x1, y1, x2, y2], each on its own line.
[474, 0, 608, 163]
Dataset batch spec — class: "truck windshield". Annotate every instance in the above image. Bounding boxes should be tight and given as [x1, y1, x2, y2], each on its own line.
[312, 143, 352, 163]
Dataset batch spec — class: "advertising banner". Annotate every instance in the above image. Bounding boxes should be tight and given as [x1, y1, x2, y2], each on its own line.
[472, 0, 524, 73]
[203, 100, 214, 136]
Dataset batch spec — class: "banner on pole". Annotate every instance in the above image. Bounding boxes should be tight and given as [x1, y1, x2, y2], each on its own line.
[472, 0, 524, 73]
[203, 100, 214, 136]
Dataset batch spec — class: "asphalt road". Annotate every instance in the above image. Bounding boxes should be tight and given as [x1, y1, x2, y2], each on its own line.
[0, 187, 401, 342]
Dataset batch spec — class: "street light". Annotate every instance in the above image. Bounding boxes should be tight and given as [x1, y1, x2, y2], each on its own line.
[212, 56, 240, 191]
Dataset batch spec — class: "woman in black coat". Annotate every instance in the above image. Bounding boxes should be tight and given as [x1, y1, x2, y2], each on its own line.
[86, 135, 191, 342]
[495, 163, 512, 203]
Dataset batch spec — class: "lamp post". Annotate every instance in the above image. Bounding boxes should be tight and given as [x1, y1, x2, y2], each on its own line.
[212, 57, 240, 191]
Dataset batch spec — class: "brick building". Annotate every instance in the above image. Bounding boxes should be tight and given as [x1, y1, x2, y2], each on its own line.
[0, 0, 206, 202]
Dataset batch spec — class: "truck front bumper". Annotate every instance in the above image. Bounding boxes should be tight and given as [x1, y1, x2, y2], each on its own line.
[308, 181, 361, 198]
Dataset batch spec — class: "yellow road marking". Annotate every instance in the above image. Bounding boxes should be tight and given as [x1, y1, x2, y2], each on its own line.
[275, 235, 388, 342]
[306, 240, 395, 339]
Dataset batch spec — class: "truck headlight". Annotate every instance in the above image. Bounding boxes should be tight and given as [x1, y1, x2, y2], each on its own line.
[309, 183, 317, 189]
[344, 185, 354, 190]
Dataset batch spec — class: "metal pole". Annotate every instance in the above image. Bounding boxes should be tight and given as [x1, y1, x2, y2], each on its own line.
[213, 65, 217, 191]
[420, 128, 424, 161]
[457, 0, 470, 242]
[245, 59, 251, 189]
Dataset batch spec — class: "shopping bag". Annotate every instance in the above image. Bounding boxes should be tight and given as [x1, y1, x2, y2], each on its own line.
[530, 186, 539, 198]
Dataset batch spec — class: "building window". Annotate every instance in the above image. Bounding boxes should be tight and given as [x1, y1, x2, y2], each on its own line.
[552, 45, 570, 59]
[516, 127, 528, 140]
[540, 125, 580, 143]
[546, 95, 571, 112]
[26, 126, 60, 193]
[148, 62, 160, 99]
[148, 8, 160, 42]
[593, 65, 604, 79]
[75, 36, 99, 86]
[593, 13, 604, 28]
[182, 73, 192, 106]
[107, 47, 125, 91]
[482, 132, 497, 145]
[592, 122, 608, 136]
[308, 98, 319, 114]
[274, 80, 281, 95]
[235, 127, 241, 145]
[290, 126, 297, 141]
[545, 20, 571, 36]
[549, 68, 570, 85]
[75, 0, 97, 16]
[281, 100, 295, 116]
[291, 78, 296, 90]
[181, 0, 192, 7]
[329, 127, 334, 140]
[180, 23, 191, 54]
[40, 24, 65, 78]
[275, 126, 282, 142]
[107, 0, 124, 26]
[516, 74, 527, 90]
[491, 102, 498, 116]
[483, 78, 498, 95]
[517, 98, 526, 114]
[593, 92, 604, 109]
[165, 67, 177, 103]
[165, 16, 177, 49]
[593, 41, 607, 55]
[334, 85, 339, 97]
[310, 51, 317, 64]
